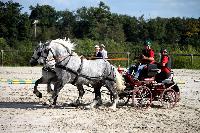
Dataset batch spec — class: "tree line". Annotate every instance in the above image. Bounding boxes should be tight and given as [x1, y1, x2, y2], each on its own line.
[0, 1, 200, 68]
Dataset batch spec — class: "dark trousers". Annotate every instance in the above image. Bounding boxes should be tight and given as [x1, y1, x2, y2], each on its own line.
[155, 72, 170, 83]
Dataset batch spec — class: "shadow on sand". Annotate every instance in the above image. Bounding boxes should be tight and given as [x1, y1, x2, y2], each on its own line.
[0, 101, 84, 109]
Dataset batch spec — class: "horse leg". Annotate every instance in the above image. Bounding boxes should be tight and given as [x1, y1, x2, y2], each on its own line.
[47, 76, 58, 95]
[49, 80, 63, 106]
[85, 85, 102, 109]
[105, 80, 119, 111]
[75, 84, 85, 105]
[33, 77, 43, 98]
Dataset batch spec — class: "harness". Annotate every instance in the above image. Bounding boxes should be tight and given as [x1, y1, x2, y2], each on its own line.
[56, 58, 114, 85]
[45, 42, 114, 85]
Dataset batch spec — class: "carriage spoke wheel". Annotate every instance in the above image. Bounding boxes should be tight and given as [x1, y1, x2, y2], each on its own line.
[161, 88, 177, 109]
[132, 86, 152, 109]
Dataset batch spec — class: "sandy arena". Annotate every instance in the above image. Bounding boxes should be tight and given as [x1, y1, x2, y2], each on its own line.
[0, 67, 200, 133]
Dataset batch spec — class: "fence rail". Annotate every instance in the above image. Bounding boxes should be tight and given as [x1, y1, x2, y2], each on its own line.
[0, 50, 200, 68]
[0, 50, 131, 67]
[171, 53, 200, 67]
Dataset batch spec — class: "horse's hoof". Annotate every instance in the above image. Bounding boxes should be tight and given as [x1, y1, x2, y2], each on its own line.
[84, 105, 92, 110]
[34, 91, 42, 98]
[70, 102, 79, 107]
[48, 104, 56, 108]
[42, 102, 48, 106]
[109, 106, 117, 111]
[38, 93, 42, 98]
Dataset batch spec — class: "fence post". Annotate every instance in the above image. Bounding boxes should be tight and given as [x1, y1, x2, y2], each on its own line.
[191, 54, 193, 66]
[127, 52, 130, 67]
[1, 50, 3, 67]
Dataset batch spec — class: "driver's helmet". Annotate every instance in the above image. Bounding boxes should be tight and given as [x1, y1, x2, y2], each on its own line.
[160, 48, 168, 54]
[160, 48, 168, 55]
[144, 40, 152, 46]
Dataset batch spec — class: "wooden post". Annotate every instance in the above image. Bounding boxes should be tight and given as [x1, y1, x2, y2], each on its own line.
[1, 50, 3, 67]
[127, 52, 130, 67]
[191, 54, 193, 66]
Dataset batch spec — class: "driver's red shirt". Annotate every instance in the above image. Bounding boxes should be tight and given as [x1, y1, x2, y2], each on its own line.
[141, 49, 155, 64]
[161, 56, 170, 73]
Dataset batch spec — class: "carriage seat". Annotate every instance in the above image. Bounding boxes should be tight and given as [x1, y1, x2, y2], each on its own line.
[146, 64, 159, 78]
[149, 68, 160, 72]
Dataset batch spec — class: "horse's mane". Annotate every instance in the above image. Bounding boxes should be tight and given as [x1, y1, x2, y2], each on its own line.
[49, 38, 76, 51]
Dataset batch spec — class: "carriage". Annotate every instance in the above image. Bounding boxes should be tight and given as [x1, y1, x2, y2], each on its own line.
[30, 38, 180, 110]
[117, 65, 180, 109]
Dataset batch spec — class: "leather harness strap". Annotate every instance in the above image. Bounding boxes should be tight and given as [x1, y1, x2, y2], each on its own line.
[71, 57, 84, 85]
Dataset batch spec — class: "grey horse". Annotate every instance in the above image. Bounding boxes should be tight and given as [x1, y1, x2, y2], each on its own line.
[37, 38, 125, 110]
[29, 41, 85, 106]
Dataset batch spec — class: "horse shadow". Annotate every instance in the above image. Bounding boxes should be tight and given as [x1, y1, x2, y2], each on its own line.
[0, 101, 87, 110]
[0, 102, 46, 109]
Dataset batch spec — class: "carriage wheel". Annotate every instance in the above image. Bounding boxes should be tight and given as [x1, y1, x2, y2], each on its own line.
[172, 84, 180, 102]
[176, 92, 180, 102]
[161, 88, 177, 108]
[132, 86, 152, 109]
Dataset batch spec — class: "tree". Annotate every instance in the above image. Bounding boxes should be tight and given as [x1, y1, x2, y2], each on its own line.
[120, 15, 139, 42]
[29, 4, 57, 40]
[56, 10, 76, 38]
[18, 13, 31, 40]
[0, 1, 22, 47]
[147, 17, 167, 43]
[75, 1, 112, 40]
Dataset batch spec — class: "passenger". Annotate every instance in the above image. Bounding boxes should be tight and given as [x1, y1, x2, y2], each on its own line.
[100, 44, 108, 59]
[94, 45, 102, 58]
[134, 40, 155, 80]
[155, 49, 171, 82]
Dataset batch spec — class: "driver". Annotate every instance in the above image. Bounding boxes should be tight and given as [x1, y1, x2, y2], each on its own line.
[133, 40, 155, 80]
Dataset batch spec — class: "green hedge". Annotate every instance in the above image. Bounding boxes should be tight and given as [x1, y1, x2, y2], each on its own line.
[0, 39, 200, 69]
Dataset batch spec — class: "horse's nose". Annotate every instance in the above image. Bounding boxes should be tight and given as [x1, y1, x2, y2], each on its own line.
[29, 60, 37, 66]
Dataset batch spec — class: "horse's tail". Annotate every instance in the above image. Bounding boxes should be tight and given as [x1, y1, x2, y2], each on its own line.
[113, 66, 125, 92]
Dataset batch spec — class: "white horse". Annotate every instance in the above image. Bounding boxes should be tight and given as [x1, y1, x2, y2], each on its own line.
[30, 41, 85, 105]
[38, 38, 125, 110]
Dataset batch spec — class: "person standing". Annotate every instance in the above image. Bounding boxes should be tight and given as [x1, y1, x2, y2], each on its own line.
[94, 45, 102, 58]
[100, 44, 108, 59]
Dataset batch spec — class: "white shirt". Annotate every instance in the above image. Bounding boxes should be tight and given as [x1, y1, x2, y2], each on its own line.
[101, 49, 108, 59]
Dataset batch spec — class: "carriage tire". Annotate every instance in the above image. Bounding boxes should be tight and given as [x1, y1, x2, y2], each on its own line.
[172, 84, 180, 102]
[132, 86, 152, 109]
[176, 92, 181, 102]
[161, 88, 177, 109]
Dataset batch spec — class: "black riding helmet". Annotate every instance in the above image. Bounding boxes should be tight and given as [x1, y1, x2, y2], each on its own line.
[160, 48, 168, 54]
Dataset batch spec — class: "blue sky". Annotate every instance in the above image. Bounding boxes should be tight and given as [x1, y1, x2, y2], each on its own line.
[3, 0, 200, 19]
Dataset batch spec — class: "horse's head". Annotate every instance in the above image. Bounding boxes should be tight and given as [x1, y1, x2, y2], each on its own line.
[29, 42, 47, 66]
[43, 38, 77, 67]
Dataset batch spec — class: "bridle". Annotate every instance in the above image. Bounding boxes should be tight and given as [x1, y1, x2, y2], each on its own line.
[44, 41, 74, 66]
[31, 46, 45, 61]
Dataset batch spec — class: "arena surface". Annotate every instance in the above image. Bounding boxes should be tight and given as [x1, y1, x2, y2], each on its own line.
[0, 67, 200, 133]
